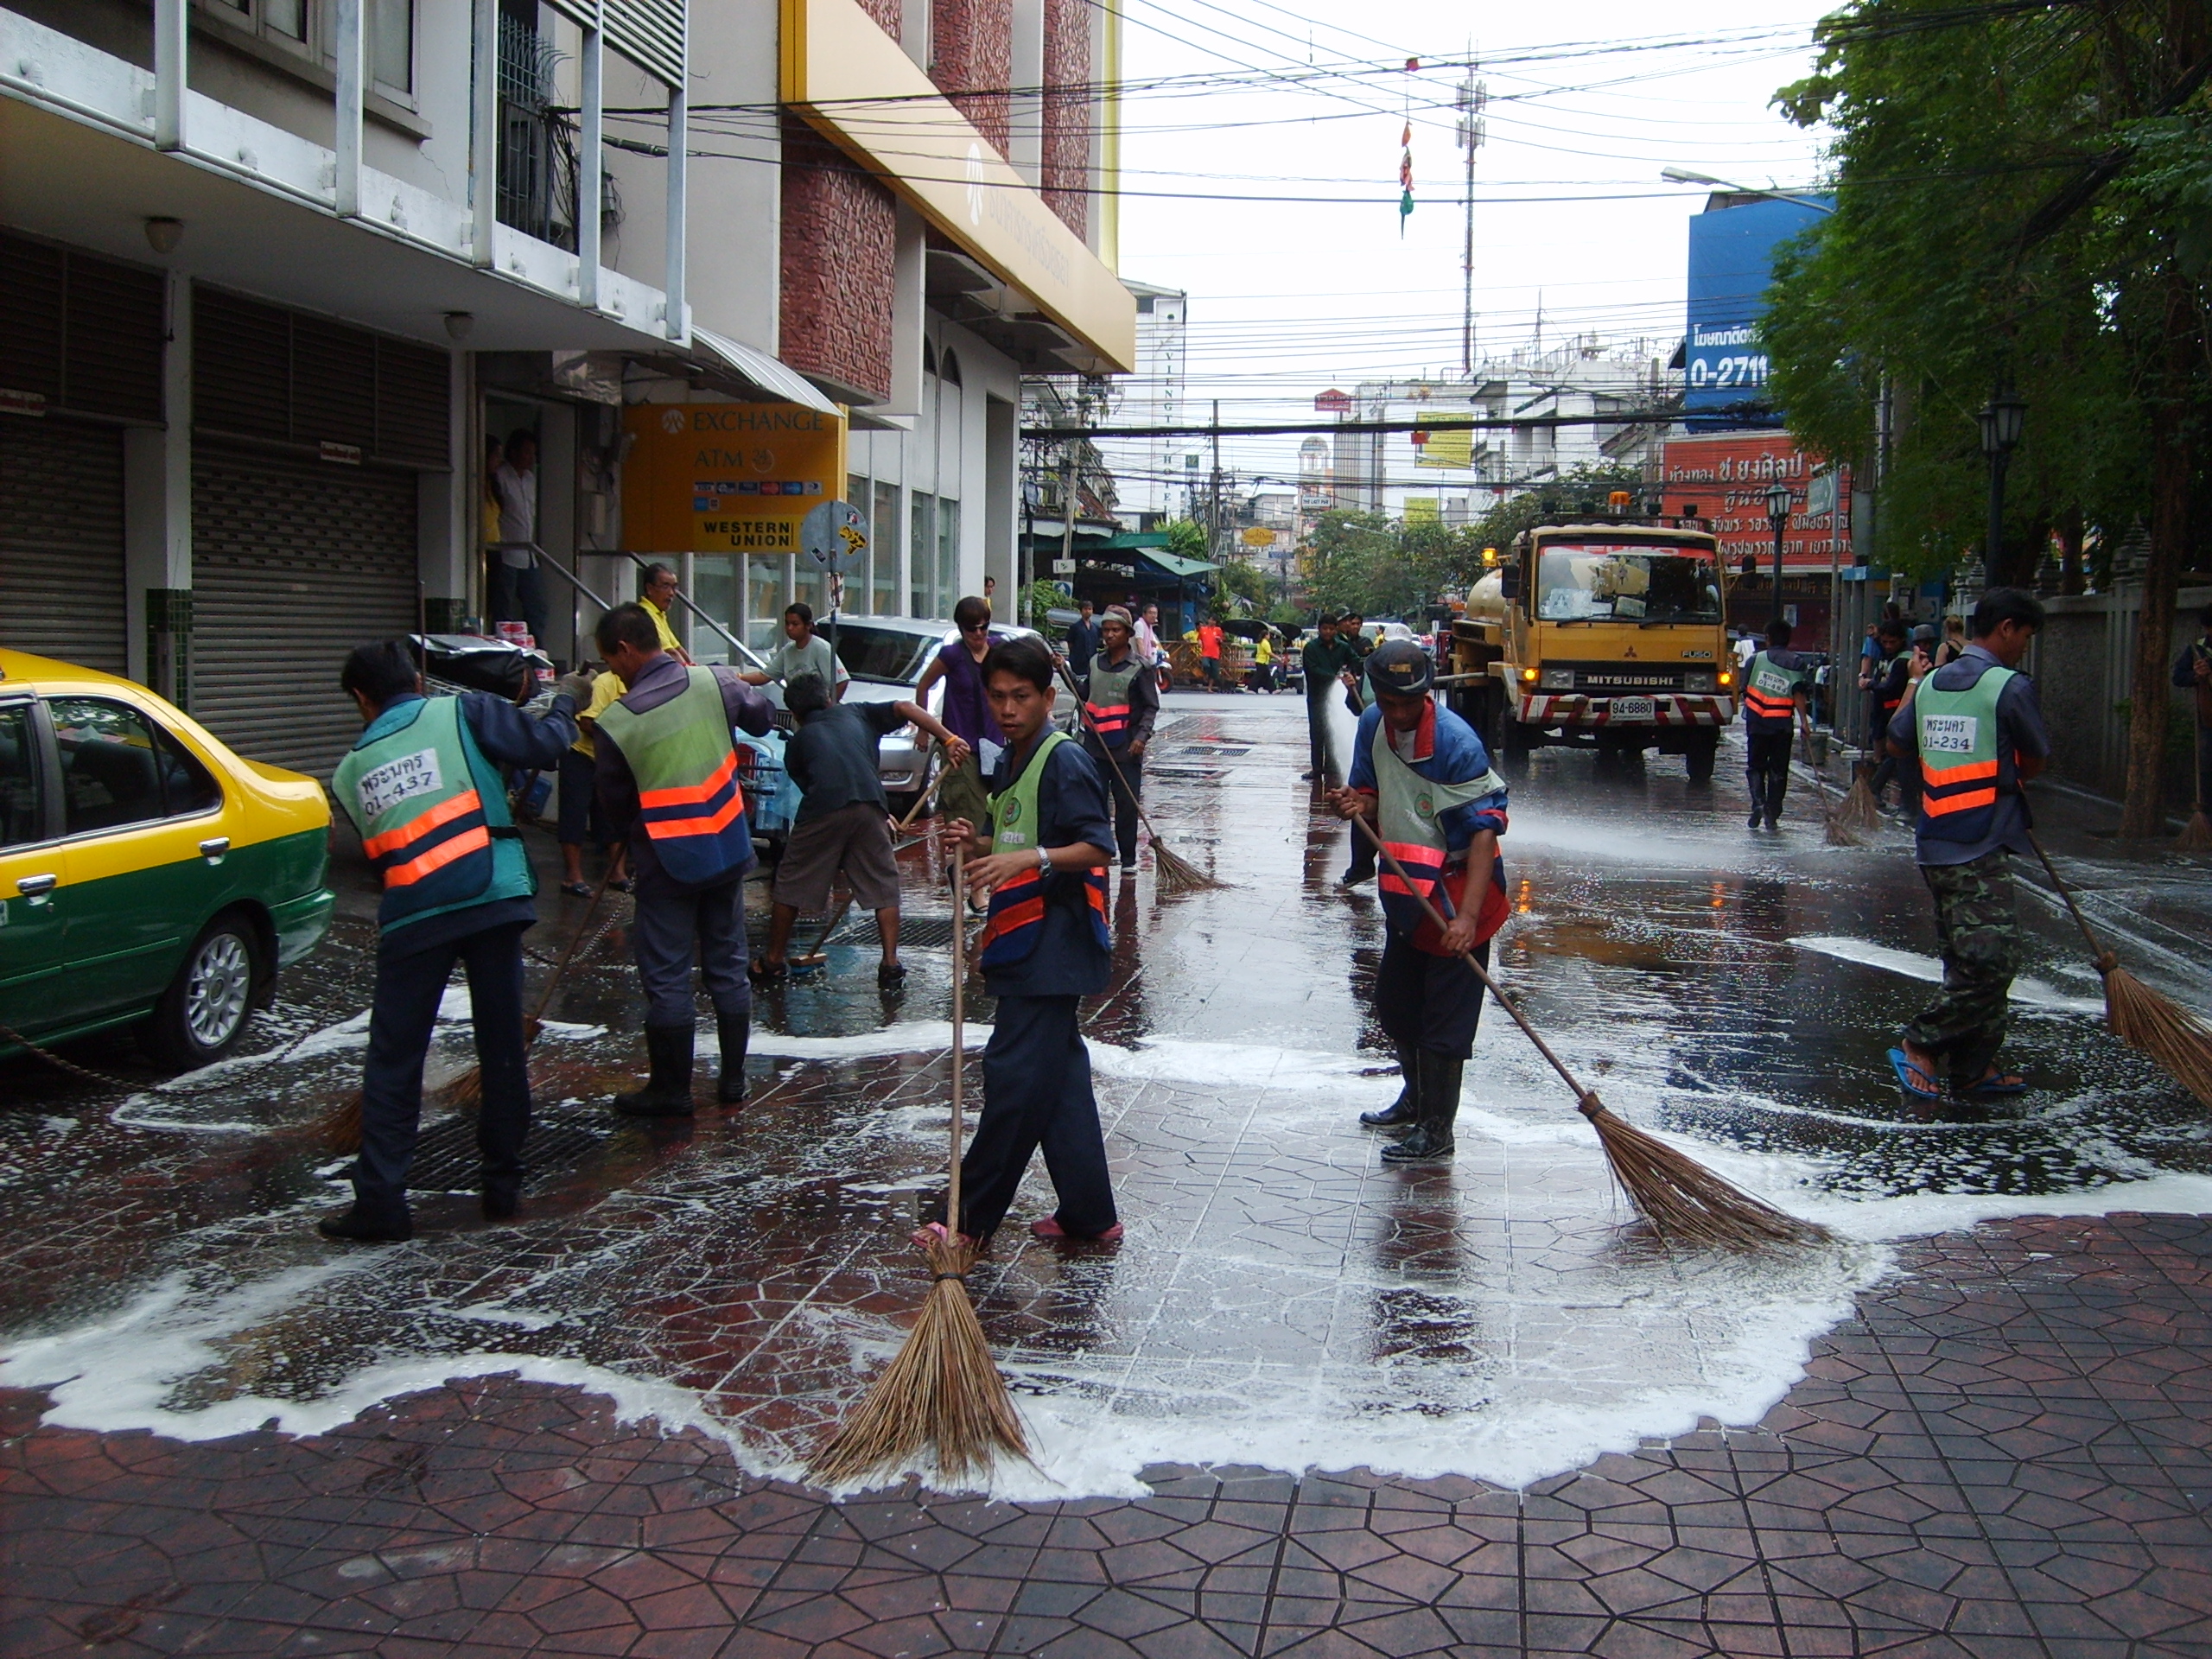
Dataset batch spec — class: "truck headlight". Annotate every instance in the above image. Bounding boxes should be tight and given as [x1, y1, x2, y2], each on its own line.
[1540, 668, 1574, 690]
[1684, 671, 1715, 692]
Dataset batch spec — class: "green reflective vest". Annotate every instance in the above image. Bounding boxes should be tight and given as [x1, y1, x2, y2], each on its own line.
[595, 667, 751, 885]
[977, 730, 1109, 968]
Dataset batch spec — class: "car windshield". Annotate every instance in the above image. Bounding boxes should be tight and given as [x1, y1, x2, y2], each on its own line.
[1535, 543, 1721, 624]
[833, 624, 941, 685]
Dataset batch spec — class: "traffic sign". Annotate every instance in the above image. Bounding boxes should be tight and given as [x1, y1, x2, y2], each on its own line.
[800, 499, 868, 574]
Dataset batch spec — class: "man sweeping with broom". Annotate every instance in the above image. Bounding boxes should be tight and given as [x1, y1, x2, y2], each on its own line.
[1327, 640, 1510, 1163]
[1885, 588, 2050, 1106]
[321, 639, 583, 1242]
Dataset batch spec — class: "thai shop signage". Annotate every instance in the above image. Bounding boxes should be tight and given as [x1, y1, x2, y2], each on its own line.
[620, 402, 849, 554]
[1659, 433, 1852, 569]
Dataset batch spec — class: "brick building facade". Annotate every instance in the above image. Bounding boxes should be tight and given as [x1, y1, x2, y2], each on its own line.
[1042, 0, 1091, 238]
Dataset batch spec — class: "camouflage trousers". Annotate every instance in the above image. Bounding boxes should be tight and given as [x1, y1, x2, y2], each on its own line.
[1904, 849, 2021, 1082]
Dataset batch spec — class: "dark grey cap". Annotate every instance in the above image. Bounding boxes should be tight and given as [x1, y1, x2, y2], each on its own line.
[1365, 639, 1433, 696]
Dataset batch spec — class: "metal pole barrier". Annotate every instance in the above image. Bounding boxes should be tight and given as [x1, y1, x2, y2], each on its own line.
[617, 550, 755, 664]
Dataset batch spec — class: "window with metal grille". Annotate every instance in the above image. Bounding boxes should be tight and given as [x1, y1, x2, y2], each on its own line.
[0, 232, 162, 423]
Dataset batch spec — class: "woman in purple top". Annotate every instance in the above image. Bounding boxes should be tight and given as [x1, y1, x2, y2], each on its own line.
[912, 594, 1002, 832]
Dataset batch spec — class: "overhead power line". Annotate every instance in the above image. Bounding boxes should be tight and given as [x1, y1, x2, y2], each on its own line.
[1024, 409, 1685, 440]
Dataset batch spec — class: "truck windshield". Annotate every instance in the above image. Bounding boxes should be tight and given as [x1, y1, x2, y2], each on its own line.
[1535, 543, 1722, 625]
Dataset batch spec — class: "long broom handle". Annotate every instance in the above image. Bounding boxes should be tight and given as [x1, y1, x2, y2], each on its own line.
[948, 846, 967, 1233]
[1347, 814, 1605, 1118]
[1053, 663, 1173, 843]
[896, 740, 943, 831]
[528, 870, 616, 1029]
[2024, 828, 2118, 969]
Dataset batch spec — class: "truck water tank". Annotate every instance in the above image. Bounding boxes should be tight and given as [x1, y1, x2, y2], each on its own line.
[1465, 570, 1506, 622]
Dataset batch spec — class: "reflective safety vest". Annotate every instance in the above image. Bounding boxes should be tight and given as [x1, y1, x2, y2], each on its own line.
[1742, 650, 1808, 727]
[1083, 652, 1145, 749]
[334, 696, 532, 931]
[1916, 661, 2020, 844]
[595, 667, 752, 884]
[1370, 719, 1510, 954]
[977, 730, 1110, 969]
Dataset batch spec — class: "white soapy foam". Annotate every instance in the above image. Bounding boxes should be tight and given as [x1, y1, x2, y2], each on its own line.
[110, 1097, 264, 1135]
[1792, 936, 2106, 1014]
[745, 1020, 993, 1060]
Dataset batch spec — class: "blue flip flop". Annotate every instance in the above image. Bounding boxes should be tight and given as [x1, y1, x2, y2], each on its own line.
[1961, 1066, 2029, 1096]
[1887, 1047, 1943, 1101]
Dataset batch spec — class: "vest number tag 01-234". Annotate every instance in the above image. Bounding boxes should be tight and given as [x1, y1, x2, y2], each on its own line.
[1922, 715, 1979, 753]
[356, 747, 443, 817]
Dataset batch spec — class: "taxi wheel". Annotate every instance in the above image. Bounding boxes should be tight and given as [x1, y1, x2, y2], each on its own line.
[143, 912, 264, 1071]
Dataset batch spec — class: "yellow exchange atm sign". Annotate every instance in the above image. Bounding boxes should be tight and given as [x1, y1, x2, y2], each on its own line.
[620, 403, 849, 555]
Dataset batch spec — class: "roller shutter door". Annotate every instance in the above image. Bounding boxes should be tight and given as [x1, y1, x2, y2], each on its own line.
[0, 417, 127, 673]
[191, 447, 418, 776]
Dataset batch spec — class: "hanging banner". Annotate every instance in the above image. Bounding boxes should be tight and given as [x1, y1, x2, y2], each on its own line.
[620, 402, 849, 554]
[1414, 412, 1472, 469]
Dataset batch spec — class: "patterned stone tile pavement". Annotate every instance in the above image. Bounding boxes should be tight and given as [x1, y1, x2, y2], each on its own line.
[5, 1211, 2209, 1657]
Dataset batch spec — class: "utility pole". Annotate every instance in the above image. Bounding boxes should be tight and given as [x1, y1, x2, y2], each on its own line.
[1058, 435, 1080, 613]
[1456, 61, 1485, 378]
[1209, 397, 1224, 563]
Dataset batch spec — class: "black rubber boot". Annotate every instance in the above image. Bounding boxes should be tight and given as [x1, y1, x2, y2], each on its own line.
[614, 1024, 696, 1117]
[317, 1198, 413, 1243]
[1359, 1047, 1420, 1129]
[715, 1006, 750, 1106]
[481, 1180, 521, 1222]
[1382, 1052, 1463, 1163]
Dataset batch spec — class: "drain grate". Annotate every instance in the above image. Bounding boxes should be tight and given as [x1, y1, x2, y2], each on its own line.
[1179, 745, 1250, 757]
[1151, 766, 1226, 781]
[830, 912, 963, 948]
[406, 1109, 609, 1193]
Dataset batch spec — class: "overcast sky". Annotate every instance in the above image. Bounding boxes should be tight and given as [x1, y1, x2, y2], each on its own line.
[1107, 0, 1834, 500]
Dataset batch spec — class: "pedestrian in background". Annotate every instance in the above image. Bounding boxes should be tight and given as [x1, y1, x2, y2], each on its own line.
[480, 436, 504, 574]
[323, 639, 583, 1241]
[1136, 601, 1170, 692]
[637, 563, 694, 664]
[1740, 619, 1814, 830]
[593, 603, 776, 1116]
[1076, 606, 1160, 871]
[756, 673, 966, 990]
[1335, 613, 1379, 885]
[1252, 629, 1276, 693]
[1300, 613, 1358, 783]
[2171, 601, 2212, 817]
[925, 637, 1120, 1247]
[490, 429, 550, 649]
[1328, 641, 1509, 1163]
[1866, 619, 1911, 810]
[1936, 614, 1967, 668]
[740, 601, 849, 699]
[1059, 599, 1102, 675]
[912, 595, 1004, 838]
[1884, 588, 2050, 1105]
[1197, 616, 1228, 691]
[556, 662, 630, 897]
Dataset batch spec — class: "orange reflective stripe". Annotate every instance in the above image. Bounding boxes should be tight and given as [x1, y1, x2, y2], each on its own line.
[384, 823, 492, 887]
[639, 747, 740, 809]
[1744, 690, 1795, 715]
[645, 789, 746, 841]
[1921, 757, 1999, 787]
[363, 788, 483, 860]
[979, 896, 1046, 947]
[1923, 787, 1997, 817]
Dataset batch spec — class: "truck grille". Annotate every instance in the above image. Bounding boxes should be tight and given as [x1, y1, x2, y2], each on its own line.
[1554, 664, 1691, 692]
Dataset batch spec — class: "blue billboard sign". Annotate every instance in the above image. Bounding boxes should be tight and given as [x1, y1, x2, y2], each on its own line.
[1684, 194, 1832, 431]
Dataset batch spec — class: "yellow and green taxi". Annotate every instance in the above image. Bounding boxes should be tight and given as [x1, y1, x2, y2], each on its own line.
[0, 648, 334, 1070]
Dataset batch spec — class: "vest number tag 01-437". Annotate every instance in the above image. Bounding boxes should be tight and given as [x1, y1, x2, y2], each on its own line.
[356, 747, 443, 818]
[1922, 715, 1979, 754]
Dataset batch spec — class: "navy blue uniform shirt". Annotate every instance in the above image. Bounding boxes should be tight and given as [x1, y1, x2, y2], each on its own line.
[981, 734, 1115, 999]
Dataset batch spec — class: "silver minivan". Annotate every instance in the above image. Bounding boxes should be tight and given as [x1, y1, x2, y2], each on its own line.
[827, 616, 1058, 811]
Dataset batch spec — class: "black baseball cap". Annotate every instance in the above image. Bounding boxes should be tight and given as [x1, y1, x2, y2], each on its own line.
[1366, 639, 1433, 696]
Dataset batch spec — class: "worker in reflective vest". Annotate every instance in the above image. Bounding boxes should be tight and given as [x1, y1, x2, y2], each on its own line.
[593, 603, 775, 1117]
[325, 637, 582, 1243]
[925, 636, 1121, 1249]
[1329, 641, 1510, 1163]
[1740, 618, 1815, 831]
[1075, 605, 1160, 871]
[1883, 588, 2051, 1107]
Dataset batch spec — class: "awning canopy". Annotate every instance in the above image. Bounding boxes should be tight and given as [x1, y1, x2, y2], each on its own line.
[690, 327, 843, 416]
[1136, 549, 1220, 579]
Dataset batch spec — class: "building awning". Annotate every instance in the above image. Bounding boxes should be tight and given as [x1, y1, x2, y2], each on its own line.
[690, 327, 843, 416]
[1100, 531, 1171, 550]
[1136, 550, 1219, 579]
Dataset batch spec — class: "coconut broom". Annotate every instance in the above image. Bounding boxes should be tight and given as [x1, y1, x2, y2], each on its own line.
[809, 847, 1030, 1487]
[312, 873, 617, 1153]
[1804, 718, 1868, 848]
[1351, 817, 1828, 1249]
[1052, 664, 1223, 894]
[2026, 832, 2212, 1109]
[1835, 753, 1884, 836]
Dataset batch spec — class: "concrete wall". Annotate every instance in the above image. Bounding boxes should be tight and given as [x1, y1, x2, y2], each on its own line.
[683, 0, 783, 352]
[2031, 585, 2212, 804]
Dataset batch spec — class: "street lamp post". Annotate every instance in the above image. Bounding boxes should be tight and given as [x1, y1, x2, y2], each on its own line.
[1764, 479, 1791, 630]
[1977, 382, 2026, 586]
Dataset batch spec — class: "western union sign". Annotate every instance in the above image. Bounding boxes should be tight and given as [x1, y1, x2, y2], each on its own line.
[620, 403, 849, 555]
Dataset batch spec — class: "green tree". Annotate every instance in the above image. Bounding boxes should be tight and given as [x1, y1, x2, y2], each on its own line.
[1465, 462, 1649, 577]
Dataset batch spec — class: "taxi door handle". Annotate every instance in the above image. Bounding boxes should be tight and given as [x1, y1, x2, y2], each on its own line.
[200, 837, 231, 861]
[16, 874, 56, 897]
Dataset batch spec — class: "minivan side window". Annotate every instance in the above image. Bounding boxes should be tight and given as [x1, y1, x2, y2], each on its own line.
[0, 704, 42, 847]
[49, 698, 174, 836]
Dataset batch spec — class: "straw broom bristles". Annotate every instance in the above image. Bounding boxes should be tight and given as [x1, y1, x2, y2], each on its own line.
[1350, 819, 1827, 1250]
[1835, 760, 1884, 835]
[1054, 664, 1226, 893]
[1802, 725, 1868, 848]
[808, 846, 1030, 1489]
[2179, 804, 2212, 854]
[2028, 832, 2212, 1111]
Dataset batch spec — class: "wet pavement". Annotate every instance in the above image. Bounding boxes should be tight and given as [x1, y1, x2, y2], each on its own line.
[5, 690, 2212, 1656]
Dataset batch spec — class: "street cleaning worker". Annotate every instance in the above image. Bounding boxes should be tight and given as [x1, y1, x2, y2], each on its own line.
[1884, 587, 2050, 1103]
[592, 602, 776, 1116]
[1300, 613, 1361, 782]
[924, 635, 1121, 1246]
[754, 672, 967, 989]
[1075, 605, 1160, 871]
[324, 638, 584, 1242]
[2173, 600, 2212, 816]
[1740, 618, 1814, 830]
[1328, 640, 1510, 1162]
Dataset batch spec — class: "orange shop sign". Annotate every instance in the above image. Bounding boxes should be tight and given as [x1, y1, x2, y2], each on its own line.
[621, 403, 849, 555]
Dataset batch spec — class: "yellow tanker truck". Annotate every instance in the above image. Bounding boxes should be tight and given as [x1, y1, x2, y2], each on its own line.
[1445, 518, 1737, 780]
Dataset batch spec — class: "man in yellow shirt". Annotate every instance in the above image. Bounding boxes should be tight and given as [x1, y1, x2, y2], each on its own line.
[639, 564, 693, 664]
[558, 667, 632, 895]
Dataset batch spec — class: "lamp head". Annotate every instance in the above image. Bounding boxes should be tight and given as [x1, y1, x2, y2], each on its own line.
[1978, 388, 2026, 457]
[143, 217, 183, 255]
[1764, 480, 1792, 521]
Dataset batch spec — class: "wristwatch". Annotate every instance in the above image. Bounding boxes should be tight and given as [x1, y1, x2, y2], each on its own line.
[1035, 846, 1050, 874]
